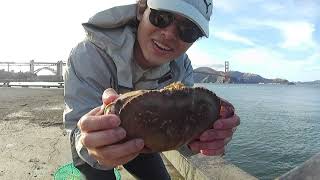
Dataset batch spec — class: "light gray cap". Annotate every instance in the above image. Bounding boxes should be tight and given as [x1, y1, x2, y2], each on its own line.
[147, 0, 213, 37]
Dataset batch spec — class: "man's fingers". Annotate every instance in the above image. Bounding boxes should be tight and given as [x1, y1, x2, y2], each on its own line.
[102, 88, 119, 105]
[86, 107, 103, 116]
[99, 139, 144, 160]
[214, 114, 240, 130]
[78, 114, 120, 132]
[80, 127, 126, 148]
[199, 129, 233, 141]
[189, 140, 225, 152]
[89, 139, 144, 167]
[77, 107, 102, 129]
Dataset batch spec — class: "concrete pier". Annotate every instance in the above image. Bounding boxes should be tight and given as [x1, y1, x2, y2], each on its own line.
[277, 152, 320, 180]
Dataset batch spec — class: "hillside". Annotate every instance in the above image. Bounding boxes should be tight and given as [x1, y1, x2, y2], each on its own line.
[193, 67, 225, 83]
[193, 67, 290, 84]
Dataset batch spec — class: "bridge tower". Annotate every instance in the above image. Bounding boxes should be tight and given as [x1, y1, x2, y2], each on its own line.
[56, 61, 63, 77]
[225, 61, 229, 73]
[223, 61, 230, 83]
[30, 60, 34, 74]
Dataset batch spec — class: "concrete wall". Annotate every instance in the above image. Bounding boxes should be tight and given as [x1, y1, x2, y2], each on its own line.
[162, 150, 257, 180]
[277, 152, 320, 180]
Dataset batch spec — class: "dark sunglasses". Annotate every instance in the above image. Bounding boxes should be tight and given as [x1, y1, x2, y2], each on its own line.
[149, 8, 203, 43]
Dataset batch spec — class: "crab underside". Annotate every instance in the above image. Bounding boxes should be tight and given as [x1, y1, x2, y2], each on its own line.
[105, 82, 221, 152]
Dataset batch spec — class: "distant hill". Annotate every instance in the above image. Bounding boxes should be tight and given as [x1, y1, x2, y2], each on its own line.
[193, 67, 290, 84]
[193, 67, 225, 83]
[296, 80, 320, 85]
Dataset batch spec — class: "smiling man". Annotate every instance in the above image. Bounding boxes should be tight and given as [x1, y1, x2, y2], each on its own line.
[64, 0, 240, 179]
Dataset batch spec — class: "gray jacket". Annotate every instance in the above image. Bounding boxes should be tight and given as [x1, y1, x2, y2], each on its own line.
[64, 4, 195, 170]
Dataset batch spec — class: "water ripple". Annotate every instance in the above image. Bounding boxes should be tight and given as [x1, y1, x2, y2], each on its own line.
[203, 84, 320, 180]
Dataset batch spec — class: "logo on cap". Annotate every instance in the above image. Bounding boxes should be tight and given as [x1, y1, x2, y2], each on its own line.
[203, 0, 212, 14]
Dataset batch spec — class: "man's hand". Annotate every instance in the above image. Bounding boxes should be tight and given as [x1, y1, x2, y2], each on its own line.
[188, 99, 240, 156]
[77, 89, 145, 167]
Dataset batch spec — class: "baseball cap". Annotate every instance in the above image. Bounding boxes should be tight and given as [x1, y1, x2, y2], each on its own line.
[147, 0, 213, 37]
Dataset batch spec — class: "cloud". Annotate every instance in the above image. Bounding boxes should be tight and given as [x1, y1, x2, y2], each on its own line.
[238, 18, 317, 50]
[187, 46, 226, 71]
[302, 51, 320, 71]
[214, 0, 266, 13]
[262, 1, 286, 12]
[227, 47, 320, 81]
[266, 21, 316, 49]
[214, 1, 240, 12]
[262, 0, 320, 20]
[230, 47, 277, 66]
[214, 31, 255, 46]
[193, 63, 225, 70]
[215, 0, 319, 50]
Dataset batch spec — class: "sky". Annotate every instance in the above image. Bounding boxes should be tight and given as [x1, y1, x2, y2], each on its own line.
[0, 0, 319, 81]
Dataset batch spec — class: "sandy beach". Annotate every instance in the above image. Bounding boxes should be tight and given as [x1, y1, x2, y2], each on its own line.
[0, 87, 70, 179]
[0, 87, 182, 180]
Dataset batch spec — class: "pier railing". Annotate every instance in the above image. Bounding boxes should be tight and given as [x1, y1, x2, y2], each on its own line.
[1, 81, 64, 88]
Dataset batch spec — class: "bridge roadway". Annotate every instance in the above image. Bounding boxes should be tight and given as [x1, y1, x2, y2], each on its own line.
[0, 60, 66, 77]
[0, 61, 66, 66]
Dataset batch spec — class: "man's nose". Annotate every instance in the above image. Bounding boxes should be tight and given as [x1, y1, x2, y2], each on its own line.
[160, 23, 179, 41]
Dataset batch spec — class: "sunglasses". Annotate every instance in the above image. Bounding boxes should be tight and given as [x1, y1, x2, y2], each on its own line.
[149, 8, 203, 43]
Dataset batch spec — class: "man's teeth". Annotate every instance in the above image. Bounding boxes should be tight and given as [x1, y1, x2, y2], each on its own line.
[153, 40, 172, 51]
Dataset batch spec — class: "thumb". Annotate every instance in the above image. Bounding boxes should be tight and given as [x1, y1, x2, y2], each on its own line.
[101, 88, 119, 110]
[102, 88, 119, 105]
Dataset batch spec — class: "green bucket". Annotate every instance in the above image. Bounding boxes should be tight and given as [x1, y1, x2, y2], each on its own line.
[54, 163, 84, 180]
[114, 168, 122, 180]
[54, 163, 121, 180]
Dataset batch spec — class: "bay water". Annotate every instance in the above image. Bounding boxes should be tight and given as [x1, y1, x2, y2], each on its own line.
[199, 83, 320, 179]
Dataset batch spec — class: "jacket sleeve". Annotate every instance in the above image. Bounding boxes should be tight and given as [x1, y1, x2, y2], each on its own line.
[63, 40, 116, 170]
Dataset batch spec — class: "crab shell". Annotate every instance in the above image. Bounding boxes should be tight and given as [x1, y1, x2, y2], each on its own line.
[105, 83, 221, 152]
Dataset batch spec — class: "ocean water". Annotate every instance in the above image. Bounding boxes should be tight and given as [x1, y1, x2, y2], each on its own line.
[198, 83, 320, 180]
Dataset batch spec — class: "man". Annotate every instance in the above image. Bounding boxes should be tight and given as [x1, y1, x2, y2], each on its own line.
[64, 0, 240, 179]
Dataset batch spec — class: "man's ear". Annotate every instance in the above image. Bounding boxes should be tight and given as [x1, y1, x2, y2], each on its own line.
[136, 0, 147, 21]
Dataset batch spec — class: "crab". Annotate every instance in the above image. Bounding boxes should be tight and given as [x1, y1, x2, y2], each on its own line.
[105, 82, 222, 152]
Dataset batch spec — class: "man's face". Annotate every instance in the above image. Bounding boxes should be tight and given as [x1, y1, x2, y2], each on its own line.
[135, 8, 194, 68]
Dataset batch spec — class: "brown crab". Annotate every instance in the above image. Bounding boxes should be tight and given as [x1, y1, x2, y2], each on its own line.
[105, 82, 224, 152]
